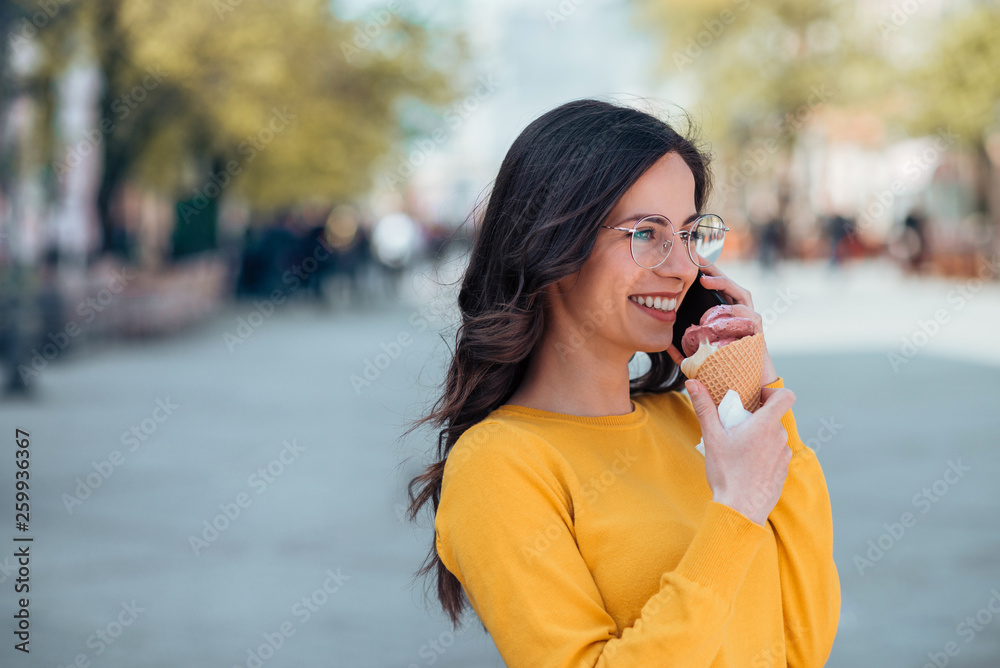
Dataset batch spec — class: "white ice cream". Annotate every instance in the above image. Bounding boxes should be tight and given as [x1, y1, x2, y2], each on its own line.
[680, 339, 719, 377]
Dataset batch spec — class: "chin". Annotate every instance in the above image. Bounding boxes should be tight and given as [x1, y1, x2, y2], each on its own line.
[638, 339, 674, 355]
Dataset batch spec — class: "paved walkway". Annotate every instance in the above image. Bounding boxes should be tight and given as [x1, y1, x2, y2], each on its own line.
[1, 257, 998, 667]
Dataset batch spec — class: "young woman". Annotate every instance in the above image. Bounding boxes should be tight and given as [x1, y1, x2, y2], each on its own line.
[406, 98, 840, 666]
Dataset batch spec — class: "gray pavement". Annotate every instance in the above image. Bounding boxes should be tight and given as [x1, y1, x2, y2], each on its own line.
[1, 257, 999, 667]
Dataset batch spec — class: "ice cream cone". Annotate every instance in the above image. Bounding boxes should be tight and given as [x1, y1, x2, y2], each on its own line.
[690, 332, 765, 412]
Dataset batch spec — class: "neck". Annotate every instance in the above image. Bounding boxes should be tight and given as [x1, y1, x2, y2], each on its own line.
[507, 325, 634, 417]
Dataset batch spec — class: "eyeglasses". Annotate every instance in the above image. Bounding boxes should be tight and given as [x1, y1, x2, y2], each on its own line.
[602, 213, 729, 269]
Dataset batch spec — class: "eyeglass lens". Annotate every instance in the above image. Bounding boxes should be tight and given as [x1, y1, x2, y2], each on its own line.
[630, 215, 726, 268]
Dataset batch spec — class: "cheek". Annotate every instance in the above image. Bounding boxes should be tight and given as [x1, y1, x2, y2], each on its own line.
[681, 269, 700, 297]
[572, 245, 644, 320]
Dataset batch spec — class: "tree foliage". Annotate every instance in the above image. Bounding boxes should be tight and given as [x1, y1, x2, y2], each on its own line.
[109, 0, 461, 206]
[631, 0, 878, 147]
[900, 3, 1000, 146]
[4, 0, 465, 255]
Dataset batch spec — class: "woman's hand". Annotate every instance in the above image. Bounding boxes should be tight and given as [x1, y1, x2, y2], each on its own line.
[665, 265, 778, 386]
[686, 380, 795, 526]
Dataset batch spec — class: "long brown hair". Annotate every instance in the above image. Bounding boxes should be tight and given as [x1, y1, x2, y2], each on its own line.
[405, 98, 714, 629]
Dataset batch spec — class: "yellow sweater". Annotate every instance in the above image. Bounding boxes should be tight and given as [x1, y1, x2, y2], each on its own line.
[435, 377, 840, 667]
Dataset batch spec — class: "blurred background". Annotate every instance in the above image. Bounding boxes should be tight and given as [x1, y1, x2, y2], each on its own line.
[1, 0, 999, 666]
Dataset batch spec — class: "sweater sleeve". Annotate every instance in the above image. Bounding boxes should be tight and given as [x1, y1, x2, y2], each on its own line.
[762, 377, 841, 666]
[435, 420, 771, 668]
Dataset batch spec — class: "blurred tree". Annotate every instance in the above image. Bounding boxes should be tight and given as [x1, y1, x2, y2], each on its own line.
[630, 0, 883, 220]
[1, 1, 79, 262]
[899, 4, 1000, 234]
[12, 0, 462, 258]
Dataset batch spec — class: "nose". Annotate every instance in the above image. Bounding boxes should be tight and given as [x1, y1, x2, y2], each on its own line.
[651, 242, 697, 285]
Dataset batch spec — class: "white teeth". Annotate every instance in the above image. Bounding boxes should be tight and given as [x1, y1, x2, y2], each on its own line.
[631, 295, 677, 312]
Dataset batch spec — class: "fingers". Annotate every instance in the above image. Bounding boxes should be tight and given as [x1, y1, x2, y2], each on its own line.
[723, 303, 764, 334]
[758, 386, 781, 401]
[758, 387, 796, 419]
[698, 268, 754, 309]
[684, 379, 724, 441]
[665, 343, 686, 367]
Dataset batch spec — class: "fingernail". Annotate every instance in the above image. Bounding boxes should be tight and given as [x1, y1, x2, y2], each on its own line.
[685, 380, 696, 394]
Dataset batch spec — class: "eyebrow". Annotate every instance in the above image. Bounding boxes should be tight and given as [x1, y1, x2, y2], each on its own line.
[614, 212, 701, 228]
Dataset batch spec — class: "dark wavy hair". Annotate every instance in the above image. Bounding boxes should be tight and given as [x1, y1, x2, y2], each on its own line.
[405, 97, 714, 629]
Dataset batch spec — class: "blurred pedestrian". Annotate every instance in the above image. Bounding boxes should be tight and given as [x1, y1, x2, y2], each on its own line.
[757, 215, 787, 274]
[371, 212, 420, 299]
[3, 247, 64, 396]
[235, 210, 302, 299]
[826, 213, 851, 267]
[323, 205, 374, 307]
[902, 207, 929, 274]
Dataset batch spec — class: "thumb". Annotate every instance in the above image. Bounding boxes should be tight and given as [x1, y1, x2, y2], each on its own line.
[757, 386, 797, 420]
[685, 379, 723, 441]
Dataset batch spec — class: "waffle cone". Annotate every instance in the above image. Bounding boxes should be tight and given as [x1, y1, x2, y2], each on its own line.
[689, 332, 765, 412]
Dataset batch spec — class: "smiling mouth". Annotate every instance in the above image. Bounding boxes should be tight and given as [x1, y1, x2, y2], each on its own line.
[628, 295, 678, 313]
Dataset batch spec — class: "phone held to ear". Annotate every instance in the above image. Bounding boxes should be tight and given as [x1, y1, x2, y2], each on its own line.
[671, 270, 728, 355]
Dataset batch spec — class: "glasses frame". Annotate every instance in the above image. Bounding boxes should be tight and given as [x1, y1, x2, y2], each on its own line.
[602, 213, 729, 269]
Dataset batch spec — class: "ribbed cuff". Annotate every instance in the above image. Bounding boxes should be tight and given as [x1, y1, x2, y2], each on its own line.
[672, 501, 769, 598]
[763, 376, 805, 453]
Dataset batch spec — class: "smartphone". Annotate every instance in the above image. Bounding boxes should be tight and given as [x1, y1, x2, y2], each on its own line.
[671, 270, 728, 355]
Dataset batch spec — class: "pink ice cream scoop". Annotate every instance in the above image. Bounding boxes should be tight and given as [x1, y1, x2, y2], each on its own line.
[680, 304, 757, 357]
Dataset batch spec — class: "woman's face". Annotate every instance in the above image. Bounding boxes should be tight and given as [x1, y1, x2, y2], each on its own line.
[548, 151, 702, 360]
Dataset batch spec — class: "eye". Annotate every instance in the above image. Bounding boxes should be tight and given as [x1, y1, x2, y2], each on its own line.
[632, 226, 655, 243]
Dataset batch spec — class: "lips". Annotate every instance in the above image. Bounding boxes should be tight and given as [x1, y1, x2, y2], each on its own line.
[628, 294, 678, 313]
